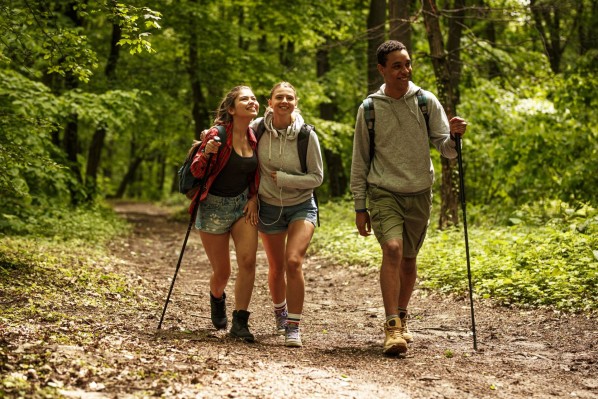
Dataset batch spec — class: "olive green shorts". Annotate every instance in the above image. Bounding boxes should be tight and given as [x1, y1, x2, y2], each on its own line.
[368, 186, 432, 258]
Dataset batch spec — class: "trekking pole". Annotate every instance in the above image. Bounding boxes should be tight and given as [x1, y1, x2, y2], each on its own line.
[454, 134, 478, 351]
[157, 137, 219, 330]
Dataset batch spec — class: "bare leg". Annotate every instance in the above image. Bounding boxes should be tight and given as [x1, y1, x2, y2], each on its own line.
[284, 220, 314, 315]
[199, 231, 232, 298]
[261, 231, 288, 305]
[398, 256, 417, 309]
[230, 218, 258, 311]
[380, 239, 403, 316]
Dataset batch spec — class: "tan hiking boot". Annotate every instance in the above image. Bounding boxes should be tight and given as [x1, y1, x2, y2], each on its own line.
[400, 316, 413, 343]
[383, 317, 408, 355]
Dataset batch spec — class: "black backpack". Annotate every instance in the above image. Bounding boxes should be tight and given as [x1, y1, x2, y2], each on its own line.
[255, 119, 320, 226]
[177, 125, 227, 199]
[362, 88, 430, 162]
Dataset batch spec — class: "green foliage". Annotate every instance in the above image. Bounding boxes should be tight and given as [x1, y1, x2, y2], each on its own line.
[309, 199, 382, 269]
[0, 69, 74, 205]
[457, 68, 598, 208]
[0, 201, 128, 243]
[0, 68, 147, 212]
[311, 200, 598, 312]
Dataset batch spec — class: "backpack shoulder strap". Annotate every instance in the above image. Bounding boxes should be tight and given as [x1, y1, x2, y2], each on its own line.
[416, 89, 430, 134]
[255, 119, 266, 142]
[297, 123, 313, 174]
[297, 123, 320, 227]
[215, 124, 227, 144]
[362, 98, 375, 162]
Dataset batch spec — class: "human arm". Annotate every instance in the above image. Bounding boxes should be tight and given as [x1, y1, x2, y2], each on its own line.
[190, 127, 222, 179]
[350, 105, 371, 213]
[424, 92, 463, 159]
[273, 130, 324, 190]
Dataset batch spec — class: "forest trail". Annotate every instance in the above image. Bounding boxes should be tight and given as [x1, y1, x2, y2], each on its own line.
[77, 201, 597, 398]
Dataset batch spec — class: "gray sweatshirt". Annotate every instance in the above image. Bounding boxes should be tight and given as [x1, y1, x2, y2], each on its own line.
[350, 82, 457, 211]
[252, 115, 324, 207]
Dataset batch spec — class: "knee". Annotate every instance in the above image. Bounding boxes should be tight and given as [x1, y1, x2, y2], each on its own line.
[236, 253, 256, 274]
[382, 241, 403, 263]
[285, 255, 303, 276]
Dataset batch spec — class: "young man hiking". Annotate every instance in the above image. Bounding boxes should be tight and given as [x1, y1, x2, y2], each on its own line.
[350, 40, 468, 355]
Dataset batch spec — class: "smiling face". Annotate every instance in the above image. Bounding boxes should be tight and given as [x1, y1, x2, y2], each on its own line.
[268, 85, 297, 118]
[377, 49, 412, 93]
[229, 88, 259, 119]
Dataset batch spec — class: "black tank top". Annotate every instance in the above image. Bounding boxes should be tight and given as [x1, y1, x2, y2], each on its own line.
[209, 149, 257, 197]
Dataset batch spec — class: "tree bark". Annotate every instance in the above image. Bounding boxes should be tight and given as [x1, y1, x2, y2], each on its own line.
[477, 0, 501, 79]
[389, 0, 413, 52]
[529, 0, 580, 74]
[422, 0, 460, 229]
[367, 0, 387, 94]
[85, 22, 122, 195]
[578, 0, 598, 54]
[114, 155, 144, 199]
[188, 0, 210, 140]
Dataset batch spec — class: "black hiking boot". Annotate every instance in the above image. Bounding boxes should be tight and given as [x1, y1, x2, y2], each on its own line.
[210, 292, 227, 330]
[229, 310, 255, 342]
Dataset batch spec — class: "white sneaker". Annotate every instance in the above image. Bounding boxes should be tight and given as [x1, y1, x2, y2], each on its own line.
[285, 323, 302, 347]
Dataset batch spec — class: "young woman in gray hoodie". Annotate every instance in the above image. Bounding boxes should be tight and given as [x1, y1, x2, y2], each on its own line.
[251, 82, 324, 347]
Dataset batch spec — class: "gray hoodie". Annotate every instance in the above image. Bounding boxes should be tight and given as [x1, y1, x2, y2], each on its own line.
[350, 82, 457, 210]
[251, 112, 324, 207]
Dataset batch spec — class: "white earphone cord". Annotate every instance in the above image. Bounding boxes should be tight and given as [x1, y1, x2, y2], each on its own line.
[257, 131, 286, 226]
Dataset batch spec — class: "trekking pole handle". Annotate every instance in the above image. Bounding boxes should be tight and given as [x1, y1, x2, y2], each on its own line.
[204, 136, 221, 157]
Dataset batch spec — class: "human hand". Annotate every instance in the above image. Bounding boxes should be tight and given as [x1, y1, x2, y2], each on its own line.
[355, 211, 371, 237]
[449, 117, 468, 136]
[243, 198, 258, 226]
[204, 138, 221, 155]
[271, 171, 278, 185]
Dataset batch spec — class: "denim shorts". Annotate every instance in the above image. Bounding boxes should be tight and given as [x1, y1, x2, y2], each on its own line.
[368, 187, 432, 257]
[195, 189, 248, 234]
[258, 197, 318, 234]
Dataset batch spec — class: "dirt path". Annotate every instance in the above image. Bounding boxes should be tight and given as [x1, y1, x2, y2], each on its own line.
[101, 202, 597, 399]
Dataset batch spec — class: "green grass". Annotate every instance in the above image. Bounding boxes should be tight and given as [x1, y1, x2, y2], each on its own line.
[311, 199, 598, 312]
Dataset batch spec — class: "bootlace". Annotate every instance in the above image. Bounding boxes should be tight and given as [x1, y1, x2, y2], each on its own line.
[286, 323, 300, 339]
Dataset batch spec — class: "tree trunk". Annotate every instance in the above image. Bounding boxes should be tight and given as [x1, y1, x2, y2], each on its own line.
[316, 42, 347, 197]
[578, 0, 598, 54]
[478, 0, 501, 79]
[447, 0, 465, 106]
[85, 22, 121, 195]
[188, 0, 210, 139]
[529, 0, 580, 74]
[389, 0, 413, 52]
[63, 115, 81, 183]
[367, 0, 387, 94]
[114, 156, 144, 199]
[279, 38, 295, 68]
[422, 0, 460, 229]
